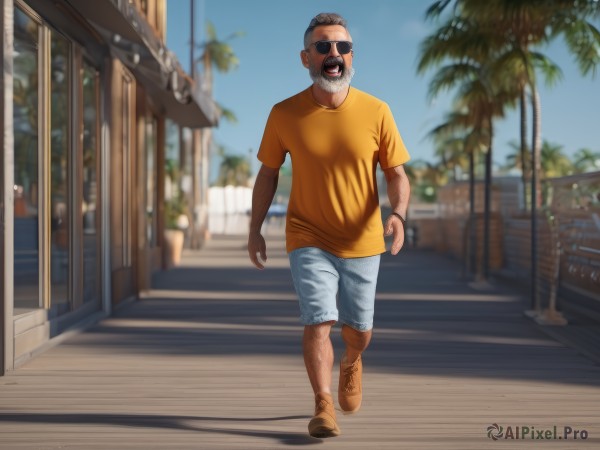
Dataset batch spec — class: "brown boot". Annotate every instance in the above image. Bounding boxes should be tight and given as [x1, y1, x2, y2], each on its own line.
[338, 354, 362, 413]
[308, 392, 341, 438]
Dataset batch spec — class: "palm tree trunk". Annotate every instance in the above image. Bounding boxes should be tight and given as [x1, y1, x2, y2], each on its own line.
[199, 46, 213, 241]
[530, 86, 542, 311]
[483, 120, 493, 280]
[519, 86, 529, 210]
[531, 88, 542, 209]
[202, 52, 213, 93]
[468, 149, 476, 277]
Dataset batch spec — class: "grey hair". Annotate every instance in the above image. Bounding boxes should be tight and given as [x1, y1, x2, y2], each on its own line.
[303, 13, 348, 49]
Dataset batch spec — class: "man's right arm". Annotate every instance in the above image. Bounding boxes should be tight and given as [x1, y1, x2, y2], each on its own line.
[248, 164, 280, 269]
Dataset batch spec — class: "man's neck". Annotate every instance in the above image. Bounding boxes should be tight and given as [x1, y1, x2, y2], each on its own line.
[310, 84, 350, 109]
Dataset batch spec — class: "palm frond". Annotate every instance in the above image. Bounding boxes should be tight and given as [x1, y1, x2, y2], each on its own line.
[216, 102, 238, 124]
[425, 0, 454, 21]
[427, 62, 479, 99]
[561, 20, 600, 78]
[529, 52, 563, 87]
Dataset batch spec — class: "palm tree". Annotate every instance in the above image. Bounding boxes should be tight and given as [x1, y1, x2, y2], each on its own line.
[418, 13, 513, 279]
[424, 0, 600, 307]
[196, 22, 243, 96]
[504, 140, 530, 172]
[485, 0, 599, 313]
[404, 159, 446, 203]
[427, 112, 481, 275]
[537, 140, 573, 207]
[493, 51, 562, 205]
[215, 154, 252, 187]
[573, 148, 600, 173]
[541, 140, 573, 179]
[192, 22, 243, 242]
[503, 140, 533, 207]
[420, 161, 448, 190]
[212, 143, 251, 233]
[432, 134, 469, 182]
[195, 20, 243, 167]
[425, 0, 570, 207]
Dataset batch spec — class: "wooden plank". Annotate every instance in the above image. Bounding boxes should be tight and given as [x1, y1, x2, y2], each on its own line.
[0, 235, 599, 449]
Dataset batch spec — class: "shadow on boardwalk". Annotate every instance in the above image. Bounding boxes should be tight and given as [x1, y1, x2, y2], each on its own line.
[1, 234, 599, 449]
[120, 234, 598, 385]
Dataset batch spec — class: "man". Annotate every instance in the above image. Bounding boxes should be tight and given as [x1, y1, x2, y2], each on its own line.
[247, 12, 410, 438]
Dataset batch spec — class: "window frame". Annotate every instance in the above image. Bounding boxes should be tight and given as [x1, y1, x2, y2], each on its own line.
[13, 0, 104, 316]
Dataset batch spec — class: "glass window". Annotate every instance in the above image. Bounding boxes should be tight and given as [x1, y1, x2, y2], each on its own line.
[164, 119, 180, 201]
[13, 8, 102, 315]
[180, 127, 193, 196]
[82, 62, 100, 304]
[165, 119, 179, 163]
[122, 74, 133, 267]
[145, 116, 158, 246]
[49, 31, 70, 314]
[13, 7, 40, 314]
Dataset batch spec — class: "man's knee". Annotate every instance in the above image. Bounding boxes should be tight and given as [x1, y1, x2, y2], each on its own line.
[341, 324, 372, 349]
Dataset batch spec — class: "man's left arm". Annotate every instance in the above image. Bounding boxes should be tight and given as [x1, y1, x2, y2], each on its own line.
[383, 164, 411, 255]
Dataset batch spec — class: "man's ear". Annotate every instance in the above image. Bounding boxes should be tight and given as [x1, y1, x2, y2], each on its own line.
[300, 50, 309, 68]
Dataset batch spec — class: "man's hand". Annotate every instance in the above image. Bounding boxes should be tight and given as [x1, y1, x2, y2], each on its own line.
[248, 231, 268, 269]
[247, 164, 279, 269]
[383, 164, 410, 255]
[384, 215, 405, 255]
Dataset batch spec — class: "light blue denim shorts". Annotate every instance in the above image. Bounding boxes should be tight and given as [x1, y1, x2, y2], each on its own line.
[288, 247, 381, 331]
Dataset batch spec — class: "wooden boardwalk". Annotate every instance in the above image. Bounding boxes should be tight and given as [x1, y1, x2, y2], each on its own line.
[1, 234, 599, 449]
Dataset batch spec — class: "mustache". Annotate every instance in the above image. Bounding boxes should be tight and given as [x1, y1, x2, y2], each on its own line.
[323, 56, 344, 67]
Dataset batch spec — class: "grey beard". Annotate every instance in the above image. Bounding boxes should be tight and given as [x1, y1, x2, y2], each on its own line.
[309, 66, 355, 94]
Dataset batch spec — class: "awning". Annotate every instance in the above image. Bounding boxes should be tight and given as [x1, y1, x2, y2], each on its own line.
[132, 56, 219, 128]
[65, 0, 218, 128]
[66, 0, 147, 49]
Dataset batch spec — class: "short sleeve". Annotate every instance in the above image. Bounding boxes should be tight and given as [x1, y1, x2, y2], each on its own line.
[378, 103, 410, 169]
[257, 106, 287, 169]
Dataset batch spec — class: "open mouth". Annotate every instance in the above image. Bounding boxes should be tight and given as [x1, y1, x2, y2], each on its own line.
[322, 57, 344, 78]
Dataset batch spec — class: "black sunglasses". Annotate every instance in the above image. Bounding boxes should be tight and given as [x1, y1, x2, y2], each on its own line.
[308, 40, 353, 55]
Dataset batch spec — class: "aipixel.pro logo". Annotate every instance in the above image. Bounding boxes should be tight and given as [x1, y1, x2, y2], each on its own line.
[487, 423, 589, 441]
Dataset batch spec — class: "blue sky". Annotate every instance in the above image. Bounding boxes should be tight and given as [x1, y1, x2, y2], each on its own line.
[167, 0, 600, 177]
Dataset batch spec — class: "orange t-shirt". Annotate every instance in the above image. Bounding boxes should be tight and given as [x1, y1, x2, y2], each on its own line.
[258, 86, 410, 257]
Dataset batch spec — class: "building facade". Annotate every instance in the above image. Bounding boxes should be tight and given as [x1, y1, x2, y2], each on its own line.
[1, 0, 216, 374]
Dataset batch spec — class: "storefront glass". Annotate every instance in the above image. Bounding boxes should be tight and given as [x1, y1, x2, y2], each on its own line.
[82, 62, 100, 304]
[13, 7, 40, 314]
[50, 31, 70, 313]
[164, 119, 180, 200]
[145, 116, 158, 246]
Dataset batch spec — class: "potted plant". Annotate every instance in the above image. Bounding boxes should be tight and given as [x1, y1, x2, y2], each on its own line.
[164, 190, 189, 268]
